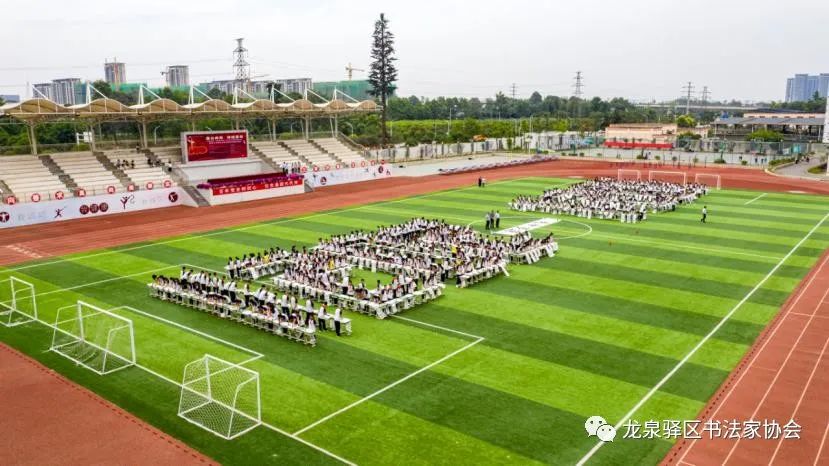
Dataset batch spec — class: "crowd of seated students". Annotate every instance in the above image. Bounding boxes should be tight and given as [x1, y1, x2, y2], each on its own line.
[509, 177, 708, 223]
[317, 218, 558, 288]
[148, 267, 353, 346]
[114, 159, 136, 170]
[226, 246, 293, 280]
[275, 248, 442, 318]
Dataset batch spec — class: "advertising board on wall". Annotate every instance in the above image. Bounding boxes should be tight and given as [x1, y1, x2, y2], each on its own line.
[181, 130, 249, 163]
[305, 164, 394, 188]
[0, 188, 186, 228]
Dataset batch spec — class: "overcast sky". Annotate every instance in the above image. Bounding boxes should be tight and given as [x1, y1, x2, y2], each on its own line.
[2, 0, 827, 102]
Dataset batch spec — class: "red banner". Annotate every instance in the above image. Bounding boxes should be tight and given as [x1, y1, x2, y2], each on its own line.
[183, 131, 248, 163]
[212, 177, 302, 195]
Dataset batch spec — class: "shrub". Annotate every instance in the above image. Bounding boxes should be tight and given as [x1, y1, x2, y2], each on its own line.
[635, 154, 646, 160]
[713, 158, 726, 164]
[741, 160, 748, 166]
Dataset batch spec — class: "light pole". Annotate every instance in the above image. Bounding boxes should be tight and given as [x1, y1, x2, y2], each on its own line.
[447, 105, 457, 135]
[343, 122, 355, 136]
[153, 126, 161, 145]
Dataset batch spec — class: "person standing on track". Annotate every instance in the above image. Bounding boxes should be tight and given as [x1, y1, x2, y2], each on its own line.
[701, 205, 708, 223]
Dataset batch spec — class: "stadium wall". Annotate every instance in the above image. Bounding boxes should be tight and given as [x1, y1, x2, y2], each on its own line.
[305, 165, 395, 188]
[0, 187, 188, 228]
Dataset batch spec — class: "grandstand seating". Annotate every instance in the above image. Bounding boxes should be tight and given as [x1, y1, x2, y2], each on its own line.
[102, 149, 176, 189]
[150, 146, 183, 165]
[312, 138, 367, 165]
[282, 140, 337, 167]
[251, 142, 304, 168]
[50, 152, 123, 195]
[0, 155, 66, 201]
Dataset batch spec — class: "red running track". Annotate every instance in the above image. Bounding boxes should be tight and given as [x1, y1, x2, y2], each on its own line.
[662, 249, 829, 466]
[1, 159, 827, 267]
[1, 158, 828, 466]
[0, 343, 215, 466]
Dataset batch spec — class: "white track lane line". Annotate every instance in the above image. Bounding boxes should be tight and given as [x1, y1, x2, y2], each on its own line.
[576, 212, 829, 466]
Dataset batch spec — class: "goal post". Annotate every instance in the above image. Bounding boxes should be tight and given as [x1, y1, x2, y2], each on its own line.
[0, 276, 37, 327]
[694, 173, 722, 190]
[617, 169, 641, 181]
[50, 301, 136, 375]
[179, 354, 261, 440]
[648, 170, 687, 185]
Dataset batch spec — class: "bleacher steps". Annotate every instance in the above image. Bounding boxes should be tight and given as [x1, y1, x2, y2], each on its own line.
[0, 179, 14, 197]
[249, 145, 283, 172]
[40, 155, 77, 190]
[279, 142, 313, 167]
[182, 185, 210, 207]
[95, 153, 133, 188]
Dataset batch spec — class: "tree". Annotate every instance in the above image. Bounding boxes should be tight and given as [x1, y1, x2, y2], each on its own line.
[367, 12, 398, 147]
[676, 114, 696, 128]
[0, 96, 5, 106]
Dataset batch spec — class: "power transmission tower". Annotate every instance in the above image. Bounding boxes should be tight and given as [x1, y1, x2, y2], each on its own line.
[510, 83, 517, 99]
[681, 81, 694, 114]
[233, 38, 250, 91]
[572, 71, 584, 98]
[572, 71, 584, 119]
[701, 86, 710, 109]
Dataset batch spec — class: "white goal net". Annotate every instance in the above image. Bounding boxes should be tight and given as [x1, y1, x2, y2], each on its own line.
[648, 170, 687, 185]
[179, 355, 261, 440]
[0, 277, 37, 327]
[50, 301, 135, 375]
[695, 173, 722, 190]
[617, 169, 641, 181]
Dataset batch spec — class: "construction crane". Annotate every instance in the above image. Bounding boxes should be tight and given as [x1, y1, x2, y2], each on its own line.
[345, 62, 365, 81]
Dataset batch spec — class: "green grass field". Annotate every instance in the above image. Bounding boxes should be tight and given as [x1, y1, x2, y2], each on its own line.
[1, 177, 827, 465]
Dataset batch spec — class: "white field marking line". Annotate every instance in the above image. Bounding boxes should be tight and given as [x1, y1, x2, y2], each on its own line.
[465, 215, 593, 240]
[109, 305, 263, 360]
[744, 193, 768, 205]
[721, 283, 829, 464]
[26, 265, 180, 298]
[767, 335, 829, 465]
[576, 212, 829, 466]
[293, 337, 485, 436]
[134, 364, 356, 466]
[8, 278, 354, 465]
[815, 418, 829, 466]
[675, 251, 829, 464]
[391, 315, 485, 340]
[6, 177, 532, 273]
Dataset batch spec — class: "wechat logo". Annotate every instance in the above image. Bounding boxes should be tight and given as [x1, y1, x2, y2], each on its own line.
[585, 416, 617, 442]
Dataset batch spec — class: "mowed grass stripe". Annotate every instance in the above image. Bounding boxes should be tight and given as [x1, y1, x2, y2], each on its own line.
[434, 281, 750, 367]
[402, 304, 727, 402]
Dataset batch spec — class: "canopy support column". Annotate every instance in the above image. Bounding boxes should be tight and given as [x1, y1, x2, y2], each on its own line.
[304, 116, 311, 139]
[334, 115, 339, 137]
[88, 125, 97, 151]
[27, 123, 38, 155]
[141, 120, 148, 149]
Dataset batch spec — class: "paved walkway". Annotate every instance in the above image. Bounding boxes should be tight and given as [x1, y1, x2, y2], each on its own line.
[774, 157, 827, 179]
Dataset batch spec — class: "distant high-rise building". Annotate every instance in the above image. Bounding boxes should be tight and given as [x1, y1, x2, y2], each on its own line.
[200, 79, 236, 96]
[269, 78, 312, 96]
[165, 65, 190, 88]
[785, 73, 829, 102]
[52, 78, 83, 105]
[104, 59, 127, 85]
[32, 83, 54, 100]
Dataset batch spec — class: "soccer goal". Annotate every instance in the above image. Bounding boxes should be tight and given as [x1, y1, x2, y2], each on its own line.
[0, 276, 37, 327]
[617, 169, 641, 181]
[695, 173, 722, 190]
[50, 301, 136, 375]
[648, 170, 687, 185]
[179, 355, 261, 440]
